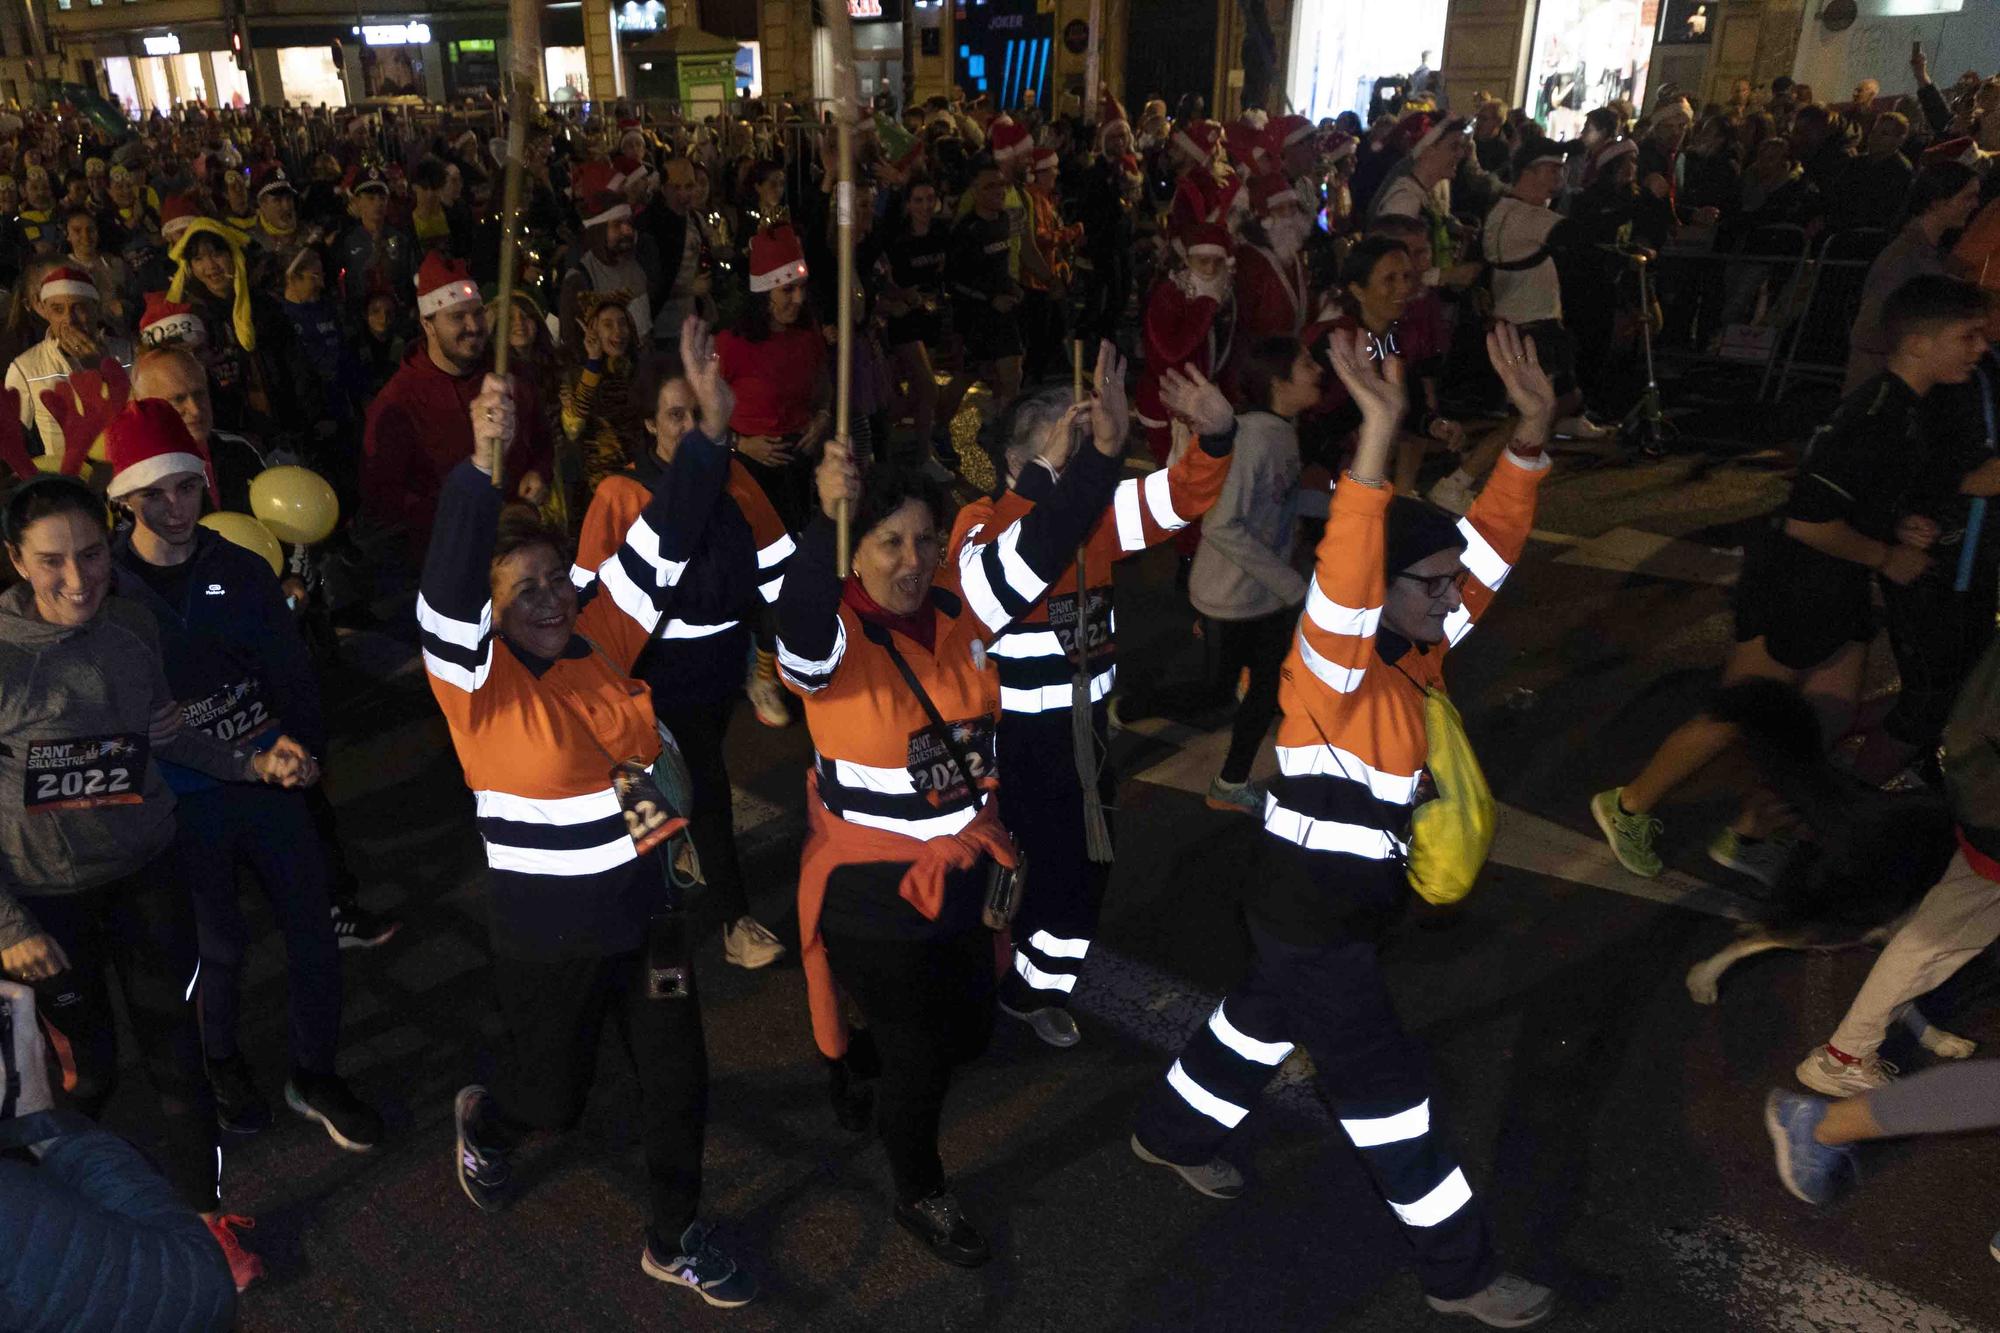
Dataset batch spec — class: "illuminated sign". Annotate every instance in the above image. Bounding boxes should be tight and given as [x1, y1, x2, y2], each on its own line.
[850, 0, 883, 15]
[142, 34, 181, 56]
[362, 22, 431, 46]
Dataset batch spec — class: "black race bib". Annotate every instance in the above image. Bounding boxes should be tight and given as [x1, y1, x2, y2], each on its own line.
[24, 733, 148, 813]
[181, 678, 272, 743]
[906, 718, 996, 807]
[1045, 587, 1113, 660]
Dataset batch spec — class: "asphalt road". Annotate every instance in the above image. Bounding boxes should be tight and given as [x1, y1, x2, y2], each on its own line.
[100, 443, 2000, 1333]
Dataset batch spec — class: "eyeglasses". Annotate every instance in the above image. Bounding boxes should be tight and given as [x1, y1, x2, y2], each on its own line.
[1396, 569, 1460, 598]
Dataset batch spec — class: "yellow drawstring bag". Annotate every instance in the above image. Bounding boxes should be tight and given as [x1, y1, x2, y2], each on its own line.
[1405, 686, 1496, 906]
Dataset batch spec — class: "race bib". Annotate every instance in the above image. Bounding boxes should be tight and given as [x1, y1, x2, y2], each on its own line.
[1044, 588, 1112, 660]
[906, 718, 996, 807]
[24, 733, 148, 813]
[181, 678, 272, 743]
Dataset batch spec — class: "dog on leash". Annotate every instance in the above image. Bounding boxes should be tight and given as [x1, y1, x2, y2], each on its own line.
[1678, 681, 1965, 1014]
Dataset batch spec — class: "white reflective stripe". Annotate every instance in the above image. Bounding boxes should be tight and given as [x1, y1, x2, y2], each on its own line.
[988, 628, 1064, 658]
[1207, 1002, 1294, 1065]
[475, 787, 625, 826]
[1273, 743, 1419, 805]
[994, 523, 1044, 601]
[1305, 581, 1381, 637]
[184, 958, 201, 1003]
[1390, 1167, 1472, 1228]
[568, 562, 596, 589]
[776, 619, 846, 678]
[1113, 477, 1148, 551]
[598, 551, 661, 628]
[1166, 1058, 1248, 1129]
[1012, 950, 1079, 993]
[422, 647, 493, 694]
[957, 537, 1010, 629]
[999, 666, 1116, 714]
[758, 574, 785, 604]
[620, 514, 690, 587]
[1262, 801, 1405, 859]
[1296, 632, 1365, 694]
[1029, 929, 1090, 960]
[1142, 466, 1188, 532]
[1456, 518, 1510, 590]
[657, 618, 738, 640]
[484, 833, 638, 877]
[757, 533, 796, 568]
[839, 802, 981, 841]
[415, 591, 490, 650]
[1341, 1099, 1431, 1147]
[1442, 604, 1474, 647]
[828, 754, 917, 795]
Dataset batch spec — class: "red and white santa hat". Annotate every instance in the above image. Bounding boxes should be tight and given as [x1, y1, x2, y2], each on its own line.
[1266, 114, 1316, 155]
[1226, 117, 1267, 172]
[1322, 129, 1358, 164]
[582, 188, 632, 230]
[39, 266, 97, 303]
[1185, 221, 1233, 261]
[748, 225, 808, 293]
[611, 151, 653, 191]
[415, 250, 480, 317]
[1409, 114, 1469, 157]
[1924, 136, 1981, 167]
[989, 116, 1032, 163]
[105, 397, 217, 505]
[1249, 172, 1299, 217]
[1031, 146, 1059, 174]
[160, 191, 205, 242]
[1171, 119, 1222, 166]
[139, 290, 204, 348]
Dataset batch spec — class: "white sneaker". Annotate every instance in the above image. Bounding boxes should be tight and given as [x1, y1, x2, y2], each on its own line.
[744, 671, 790, 729]
[722, 916, 786, 970]
[1795, 1045, 1896, 1097]
[1427, 473, 1476, 516]
[1901, 1008, 1978, 1059]
[1554, 414, 1612, 441]
[1425, 1273, 1555, 1328]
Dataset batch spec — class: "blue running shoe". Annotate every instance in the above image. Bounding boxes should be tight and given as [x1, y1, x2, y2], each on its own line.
[1764, 1089, 1855, 1205]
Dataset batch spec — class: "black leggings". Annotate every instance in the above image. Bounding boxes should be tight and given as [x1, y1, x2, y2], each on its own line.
[27, 860, 221, 1213]
[656, 696, 751, 924]
[821, 922, 996, 1204]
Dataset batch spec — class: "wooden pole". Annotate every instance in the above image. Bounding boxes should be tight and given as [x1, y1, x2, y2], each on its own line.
[1082, 0, 1104, 127]
[488, 0, 541, 490]
[820, 0, 859, 576]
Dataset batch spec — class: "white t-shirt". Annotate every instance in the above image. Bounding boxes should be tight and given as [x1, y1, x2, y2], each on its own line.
[1483, 195, 1563, 325]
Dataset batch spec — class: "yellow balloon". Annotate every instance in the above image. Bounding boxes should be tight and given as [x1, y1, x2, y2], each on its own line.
[199, 511, 284, 577]
[248, 465, 339, 546]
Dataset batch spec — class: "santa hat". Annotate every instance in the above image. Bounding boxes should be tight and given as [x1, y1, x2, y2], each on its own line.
[105, 397, 218, 507]
[1322, 130, 1358, 164]
[39, 266, 97, 303]
[1924, 136, 1981, 167]
[1265, 114, 1315, 158]
[1409, 114, 1468, 157]
[582, 188, 632, 229]
[415, 251, 481, 317]
[1031, 146, 1059, 173]
[1171, 119, 1222, 166]
[1596, 137, 1639, 167]
[1249, 172, 1298, 217]
[571, 159, 616, 200]
[749, 225, 808, 293]
[1099, 91, 1127, 126]
[251, 162, 294, 199]
[139, 291, 203, 348]
[166, 218, 256, 351]
[612, 152, 653, 191]
[1225, 118, 1267, 172]
[160, 190, 204, 242]
[989, 116, 1032, 163]
[1185, 222, 1233, 260]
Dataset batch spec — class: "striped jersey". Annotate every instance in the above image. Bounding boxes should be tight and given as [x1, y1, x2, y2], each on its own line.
[575, 453, 794, 704]
[418, 438, 731, 960]
[947, 437, 1233, 718]
[775, 444, 1124, 846]
[1253, 450, 1548, 941]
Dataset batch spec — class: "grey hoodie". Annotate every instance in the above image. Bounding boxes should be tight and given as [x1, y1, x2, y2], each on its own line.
[1188, 411, 1308, 621]
[0, 583, 251, 950]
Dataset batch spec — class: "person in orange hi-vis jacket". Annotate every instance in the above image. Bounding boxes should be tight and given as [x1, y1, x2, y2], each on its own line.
[1132, 321, 1563, 1330]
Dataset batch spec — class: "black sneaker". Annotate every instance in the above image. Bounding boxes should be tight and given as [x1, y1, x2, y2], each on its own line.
[330, 899, 401, 950]
[208, 1053, 272, 1134]
[453, 1085, 510, 1212]
[893, 1188, 991, 1267]
[640, 1220, 761, 1308]
[285, 1071, 383, 1152]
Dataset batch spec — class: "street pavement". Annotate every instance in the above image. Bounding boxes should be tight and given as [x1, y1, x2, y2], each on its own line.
[105, 446, 2000, 1332]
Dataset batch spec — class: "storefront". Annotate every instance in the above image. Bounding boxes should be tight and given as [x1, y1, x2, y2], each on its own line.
[276, 46, 348, 108]
[1521, 0, 1654, 138]
[1285, 0, 1448, 122]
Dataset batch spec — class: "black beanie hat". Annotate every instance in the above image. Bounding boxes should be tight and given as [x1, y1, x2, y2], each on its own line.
[1384, 495, 1466, 575]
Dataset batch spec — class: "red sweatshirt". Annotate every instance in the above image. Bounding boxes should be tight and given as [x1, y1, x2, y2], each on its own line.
[361, 342, 552, 554]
